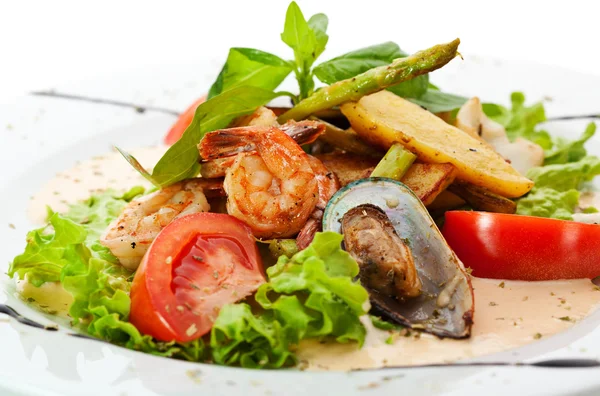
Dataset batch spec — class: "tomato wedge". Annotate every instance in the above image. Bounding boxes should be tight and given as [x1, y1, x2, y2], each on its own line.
[130, 213, 264, 342]
[442, 211, 600, 281]
[164, 96, 206, 145]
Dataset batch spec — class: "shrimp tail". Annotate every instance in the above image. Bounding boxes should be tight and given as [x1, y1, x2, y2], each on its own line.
[280, 121, 326, 146]
[199, 121, 325, 160]
[296, 217, 321, 250]
[199, 127, 266, 160]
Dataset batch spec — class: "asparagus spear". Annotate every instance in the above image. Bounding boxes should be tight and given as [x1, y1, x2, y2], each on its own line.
[268, 239, 299, 258]
[278, 38, 461, 123]
[371, 143, 417, 180]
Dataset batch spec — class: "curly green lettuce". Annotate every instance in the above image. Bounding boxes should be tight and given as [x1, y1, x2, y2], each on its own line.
[483, 92, 552, 149]
[516, 188, 580, 220]
[9, 211, 90, 287]
[11, 193, 368, 368]
[544, 123, 596, 165]
[10, 197, 206, 360]
[210, 232, 370, 368]
[516, 156, 600, 219]
[63, 251, 205, 360]
[63, 187, 144, 262]
[482, 92, 599, 220]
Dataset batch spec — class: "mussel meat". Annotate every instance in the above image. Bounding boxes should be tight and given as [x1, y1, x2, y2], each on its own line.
[323, 178, 474, 338]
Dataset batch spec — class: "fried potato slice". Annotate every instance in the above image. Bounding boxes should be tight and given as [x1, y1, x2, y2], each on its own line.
[402, 163, 457, 206]
[315, 152, 379, 187]
[427, 190, 466, 211]
[316, 152, 456, 206]
[448, 181, 517, 214]
[340, 91, 533, 198]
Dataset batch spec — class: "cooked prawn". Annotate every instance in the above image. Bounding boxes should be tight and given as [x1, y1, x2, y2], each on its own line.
[199, 121, 325, 178]
[200, 125, 320, 238]
[296, 155, 340, 249]
[100, 178, 219, 270]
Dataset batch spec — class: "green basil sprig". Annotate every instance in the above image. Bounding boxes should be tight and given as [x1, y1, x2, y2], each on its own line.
[207, 48, 293, 99]
[118, 86, 283, 187]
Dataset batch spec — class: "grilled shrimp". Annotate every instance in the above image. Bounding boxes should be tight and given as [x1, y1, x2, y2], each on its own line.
[200, 124, 321, 238]
[296, 155, 340, 249]
[100, 178, 221, 270]
[199, 121, 325, 178]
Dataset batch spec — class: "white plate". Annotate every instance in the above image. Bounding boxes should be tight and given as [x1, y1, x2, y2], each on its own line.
[1, 57, 600, 396]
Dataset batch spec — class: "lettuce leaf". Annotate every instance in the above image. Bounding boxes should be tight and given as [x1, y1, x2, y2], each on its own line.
[544, 122, 596, 165]
[526, 156, 600, 192]
[62, 254, 206, 360]
[210, 232, 369, 368]
[211, 304, 295, 368]
[516, 188, 580, 220]
[484, 93, 599, 220]
[10, 188, 206, 360]
[63, 187, 143, 262]
[64, 187, 144, 244]
[9, 187, 144, 286]
[484, 92, 552, 149]
[484, 94, 597, 166]
[258, 231, 368, 343]
[8, 212, 89, 287]
[516, 156, 600, 220]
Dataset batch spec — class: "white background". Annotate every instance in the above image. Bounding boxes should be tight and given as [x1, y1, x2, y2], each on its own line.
[1, 0, 599, 103]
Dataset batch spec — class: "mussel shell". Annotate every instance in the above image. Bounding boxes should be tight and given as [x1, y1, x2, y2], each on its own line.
[323, 177, 474, 338]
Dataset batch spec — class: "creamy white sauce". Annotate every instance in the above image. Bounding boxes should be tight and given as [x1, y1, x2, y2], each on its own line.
[578, 191, 600, 212]
[16, 277, 73, 318]
[299, 277, 600, 370]
[28, 146, 167, 224]
[25, 146, 600, 371]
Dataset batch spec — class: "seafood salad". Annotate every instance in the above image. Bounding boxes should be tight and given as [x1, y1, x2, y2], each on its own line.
[8, 2, 600, 371]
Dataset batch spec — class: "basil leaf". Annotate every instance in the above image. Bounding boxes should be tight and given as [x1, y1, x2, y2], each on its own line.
[114, 147, 160, 186]
[307, 13, 329, 60]
[313, 42, 428, 99]
[119, 86, 283, 187]
[207, 48, 293, 99]
[408, 90, 469, 113]
[313, 42, 406, 84]
[281, 1, 318, 69]
[280, 2, 328, 99]
[388, 74, 430, 98]
[428, 82, 441, 91]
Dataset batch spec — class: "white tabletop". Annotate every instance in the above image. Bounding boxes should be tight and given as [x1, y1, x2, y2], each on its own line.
[1, 0, 598, 102]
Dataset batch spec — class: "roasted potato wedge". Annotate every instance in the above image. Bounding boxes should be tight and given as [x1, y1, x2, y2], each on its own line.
[340, 91, 534, 198]
[401, 163, 457, 206]
[427, 190, 466, 211]
[315, 152, 379, 187]
[317, 152, 456, 206]
[448, 181, 517, 214]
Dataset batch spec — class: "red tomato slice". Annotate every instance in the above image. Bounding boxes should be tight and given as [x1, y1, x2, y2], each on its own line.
[130, 213, 264, 342]
[164, 96, 206, 145]
[442, 211, 600, 281]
